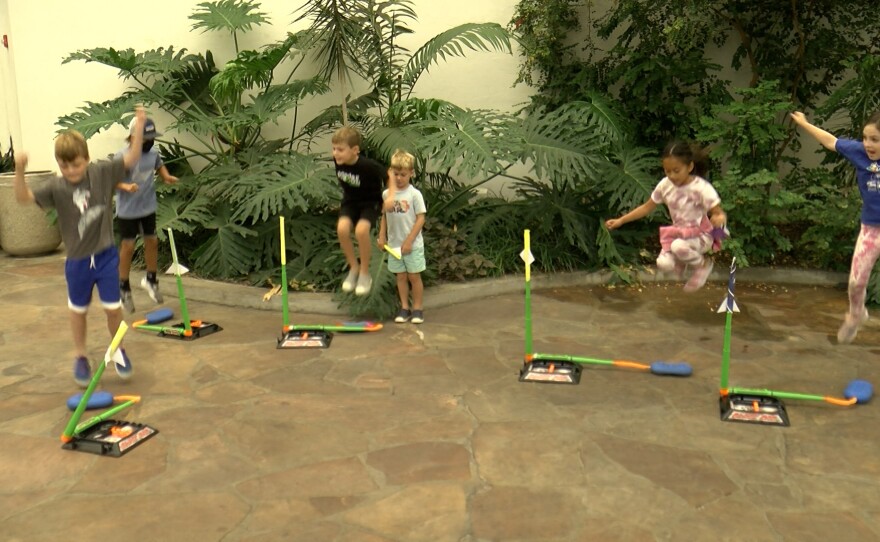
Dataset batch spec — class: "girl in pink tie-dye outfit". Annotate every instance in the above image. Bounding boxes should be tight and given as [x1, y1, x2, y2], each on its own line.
[792, 111, 880, 344]
[606, 142, 727, 292]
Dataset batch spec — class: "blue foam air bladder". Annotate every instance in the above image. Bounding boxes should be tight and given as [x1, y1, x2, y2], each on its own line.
[843, 380, 873, 404]
[146, 307, 174, 324]
[650, 361, 693, 376]
[67, 390, 115, 411]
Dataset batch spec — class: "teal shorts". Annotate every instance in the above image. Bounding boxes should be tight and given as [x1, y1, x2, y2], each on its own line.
[388, 246, 426, 274]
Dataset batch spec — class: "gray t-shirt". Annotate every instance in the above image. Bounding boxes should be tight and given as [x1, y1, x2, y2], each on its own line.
[114, 148, 163, 219]
[32, 157, 126, 260]
[382, 184, 426, 249]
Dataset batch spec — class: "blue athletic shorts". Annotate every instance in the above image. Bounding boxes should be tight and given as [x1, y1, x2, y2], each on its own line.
[388, 245, 426, 274]
[65, 246, 122, 313]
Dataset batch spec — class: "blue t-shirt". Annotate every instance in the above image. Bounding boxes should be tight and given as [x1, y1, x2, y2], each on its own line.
[836, 138, 880, 226]
[114, 148, 164, 219]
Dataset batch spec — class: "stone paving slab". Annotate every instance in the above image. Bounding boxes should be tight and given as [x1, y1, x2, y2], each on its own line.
[0, 251, 878, 541]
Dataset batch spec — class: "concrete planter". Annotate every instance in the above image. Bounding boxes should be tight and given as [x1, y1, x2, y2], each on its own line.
[0, 171, 62, 256]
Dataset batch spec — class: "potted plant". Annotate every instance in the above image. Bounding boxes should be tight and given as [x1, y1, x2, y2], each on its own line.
[0, 137, 62, 256]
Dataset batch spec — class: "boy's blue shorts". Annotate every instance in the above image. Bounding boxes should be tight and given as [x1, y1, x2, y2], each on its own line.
[388, 246, 426, 274]
[65, 246, 122, 313]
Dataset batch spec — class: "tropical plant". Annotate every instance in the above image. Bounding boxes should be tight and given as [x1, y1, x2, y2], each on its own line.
[0, 137, 13, 173]
[57, 0, 519, 316]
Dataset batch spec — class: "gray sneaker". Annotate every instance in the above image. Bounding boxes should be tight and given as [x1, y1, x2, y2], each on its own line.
[140, 277, 163, 304]
[120, 288, 135, 313]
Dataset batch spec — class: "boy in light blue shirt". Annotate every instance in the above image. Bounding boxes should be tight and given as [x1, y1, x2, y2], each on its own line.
[115, 118, 178, 312]
[377, 150, 427, 323]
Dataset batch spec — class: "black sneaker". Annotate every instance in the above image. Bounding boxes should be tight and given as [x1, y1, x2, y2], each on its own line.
[120, 288, 135, 313]
[394, 309, 411, 323]
[411, 310, 424, 324]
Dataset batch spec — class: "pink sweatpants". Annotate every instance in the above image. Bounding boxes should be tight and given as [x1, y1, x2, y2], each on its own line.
[656, 235, 712, 272]
[847, 224, 880, 316]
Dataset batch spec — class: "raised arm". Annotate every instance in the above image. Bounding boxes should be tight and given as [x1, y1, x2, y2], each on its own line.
[605, 199, 657, 230]
[13, 152, 35, 204]
[122, 107, 147, 170]
[790, 111, 837, 152]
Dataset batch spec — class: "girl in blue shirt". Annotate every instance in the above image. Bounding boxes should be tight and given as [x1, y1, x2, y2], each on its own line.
[792, 111, 880, 344]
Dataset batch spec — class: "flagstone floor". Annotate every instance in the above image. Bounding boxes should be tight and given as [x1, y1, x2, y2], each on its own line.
[1, 251, 878, 541]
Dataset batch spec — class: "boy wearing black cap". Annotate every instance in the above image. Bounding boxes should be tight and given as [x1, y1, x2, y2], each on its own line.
[115, 117, 178, 312]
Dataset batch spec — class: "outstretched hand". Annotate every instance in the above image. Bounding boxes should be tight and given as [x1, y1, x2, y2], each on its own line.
[605, 218, 622, 230]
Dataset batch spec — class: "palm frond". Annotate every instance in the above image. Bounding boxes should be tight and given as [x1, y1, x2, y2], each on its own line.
[296, 0, 367, 83]
[354, 0, 417, 82]
[401, 23, 512, 95]
[190, 0, 270, 34]
[56, 95, 141, 137]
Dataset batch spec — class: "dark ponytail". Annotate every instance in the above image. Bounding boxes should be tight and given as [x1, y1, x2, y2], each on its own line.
[661, 141, 710, 179]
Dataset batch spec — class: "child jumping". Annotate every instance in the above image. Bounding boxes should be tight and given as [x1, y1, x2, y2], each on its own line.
[331, 126, 392, 296]
[378, 150, 427, 324]
[791, 111, 880, 344]
[606, 141, 727, 292]
[115, 117, 178, 313]
[13, 107, 146, 387]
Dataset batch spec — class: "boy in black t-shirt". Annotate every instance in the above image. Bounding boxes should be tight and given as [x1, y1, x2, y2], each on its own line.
[331, 126, 394, 295]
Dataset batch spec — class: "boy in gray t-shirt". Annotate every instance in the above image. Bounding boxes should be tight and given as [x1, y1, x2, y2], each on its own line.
[13, 107, 146, 387]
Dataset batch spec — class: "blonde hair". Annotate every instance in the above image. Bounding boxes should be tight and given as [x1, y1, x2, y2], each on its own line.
[331, 125, 362, 148]
[54, 130, 89, 162]
[390, 149, 415, 171]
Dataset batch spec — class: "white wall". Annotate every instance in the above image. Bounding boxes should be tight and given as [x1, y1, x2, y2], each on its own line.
[1, 0, 531, 172]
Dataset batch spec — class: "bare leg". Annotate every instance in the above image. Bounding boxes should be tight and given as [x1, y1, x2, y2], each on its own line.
[118, 239, 136, 282]
[396, 272, 410, 309]
[143, 235, 159, 275]
[409, 272, 424, 310]
[70, 310, 88, 358]
[336, 217, 358, 271]
[354, 219, 373, 277]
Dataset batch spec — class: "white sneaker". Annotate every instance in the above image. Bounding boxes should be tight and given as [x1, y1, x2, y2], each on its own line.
[342, 268, 358, 293]
[354, 273, 372, 296]
[140, 277, 163, 303]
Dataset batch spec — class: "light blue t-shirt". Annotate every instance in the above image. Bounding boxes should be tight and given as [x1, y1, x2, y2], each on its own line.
[382, 184, 427, 249]
[114, 148, 164, 219]
[836, 139, 880, 226]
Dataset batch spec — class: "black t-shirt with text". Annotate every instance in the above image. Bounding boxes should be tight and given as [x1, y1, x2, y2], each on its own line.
[335, 156, 385, 205]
